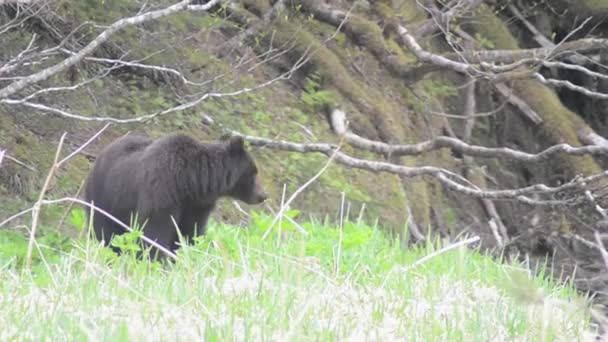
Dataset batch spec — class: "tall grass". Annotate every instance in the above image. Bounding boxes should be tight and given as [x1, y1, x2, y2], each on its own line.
[0, 210, 594, 341]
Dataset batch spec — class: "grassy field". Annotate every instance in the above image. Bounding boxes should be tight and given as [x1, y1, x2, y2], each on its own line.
[0, 209, 595, 341]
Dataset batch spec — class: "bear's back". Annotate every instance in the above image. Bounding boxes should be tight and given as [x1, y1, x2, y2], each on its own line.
[85, 134, 153, 204]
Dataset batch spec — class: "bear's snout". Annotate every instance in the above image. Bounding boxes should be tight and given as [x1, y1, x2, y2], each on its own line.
[256, 191, 268, 203]
[249, 176, 268, 204]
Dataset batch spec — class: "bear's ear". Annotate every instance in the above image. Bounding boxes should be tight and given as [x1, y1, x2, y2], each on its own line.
[227, 135, 245, 153]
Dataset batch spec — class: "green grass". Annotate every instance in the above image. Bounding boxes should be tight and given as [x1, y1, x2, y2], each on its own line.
[0, 209, 594, 341]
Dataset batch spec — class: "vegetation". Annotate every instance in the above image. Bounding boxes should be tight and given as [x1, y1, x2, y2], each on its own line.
[0, 208, 592, 340]
[2, 0, 608, 338]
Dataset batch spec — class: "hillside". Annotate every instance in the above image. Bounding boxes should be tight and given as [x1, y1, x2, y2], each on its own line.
[2, 0, 608, 324]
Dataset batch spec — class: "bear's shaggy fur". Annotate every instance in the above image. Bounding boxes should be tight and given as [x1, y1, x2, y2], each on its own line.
[84, 133, 267, 257]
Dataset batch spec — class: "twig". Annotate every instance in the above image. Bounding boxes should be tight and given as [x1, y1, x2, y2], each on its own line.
[24, 133, 66, 272]
[0, 152, 36, 172]
[58, 123, 111, 166]
[261, 134, 345, 240]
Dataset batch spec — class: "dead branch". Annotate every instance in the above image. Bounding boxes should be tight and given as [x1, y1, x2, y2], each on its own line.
[25, 132, 65, 272]
[0, 33, 38, 76]
[450, 38, 607, 65]
[0, 151, 36, 171]
[577, 129, 608, 149]
[533, 73, 608, 100]
[0, 53, 307, 122]
[462, 78, 475, 143]
[1, 0, 357, 125]
[0, 0, 34, 5]
[546, 60, 608, 80]
[60, 50, 212, 87]
[446, 22, 545, 124]
[328, 109, 606, 162]
[0, 0, 221, 100]
[228, 130, 604, 204]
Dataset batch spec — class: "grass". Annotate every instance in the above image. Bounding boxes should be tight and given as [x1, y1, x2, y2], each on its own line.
[0, 209, 594, 341]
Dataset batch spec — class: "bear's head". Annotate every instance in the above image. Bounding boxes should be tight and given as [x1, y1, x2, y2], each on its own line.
[224, 135, 268, 205]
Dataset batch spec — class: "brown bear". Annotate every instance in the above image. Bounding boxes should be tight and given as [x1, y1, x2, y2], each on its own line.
[84, 133, 268, 258]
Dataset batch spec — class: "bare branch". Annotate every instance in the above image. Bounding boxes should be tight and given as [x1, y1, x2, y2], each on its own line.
[540, 60, 608, 81]
[328, 109, 606, 162]
[58, 123, 111, 166]
[394, 24, 487, 78]
[229, 130, 603, 204]
[61, 49, 214, 87]
[533, 73, 608, 100]
[0, 0, 34, 4]
[451, 38, 607, 65]
[0, 0, 221, 99]
[0, 33, 38, 76]
[462, 78, 475, 143]
[10, 67, 117, 102]
[0, 151, 36, 171]
[578, 129, 608, 149]
[0, 55, 307, 122]
[25, 132, 66, 271]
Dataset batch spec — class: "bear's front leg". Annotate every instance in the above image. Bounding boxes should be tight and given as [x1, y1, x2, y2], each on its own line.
[139, 208, 181, 261]
[177, 205, 214, 249]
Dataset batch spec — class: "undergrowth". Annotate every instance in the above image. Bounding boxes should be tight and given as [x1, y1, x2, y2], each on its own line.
[0, 208, 594, 340]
